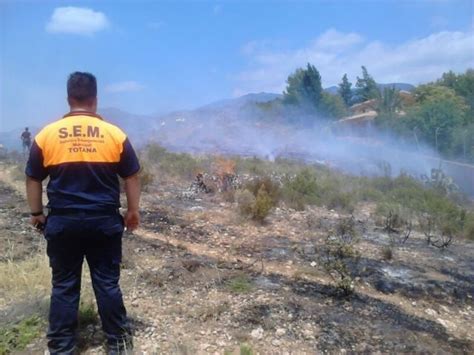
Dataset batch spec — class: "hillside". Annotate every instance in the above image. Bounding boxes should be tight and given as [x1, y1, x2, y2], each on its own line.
[1, 151, 473, 353]
[324, 82, 415, 95]
[2, 84, 472, 198]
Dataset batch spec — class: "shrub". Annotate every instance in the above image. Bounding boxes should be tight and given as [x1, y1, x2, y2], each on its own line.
[139, 164, 154, 191]
[376, 206, 410, 231]
[236, 187, 274, 222]
[334, 215, 357, 241]
[145, 144, 167, 165]
[326, 191, 355, 213]
[244, 176, 280, 206]
[321, 217, 359, 296]
[252, 187, 273, 222]
[357, 185, 384, 202]
[144, 143, 201, 178]
[236, 190, 256, 217]
[419, 214, 455, 249]
[281, 168, 319, 210]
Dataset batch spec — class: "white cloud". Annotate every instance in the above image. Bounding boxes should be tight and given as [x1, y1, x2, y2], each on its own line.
[105, 81, 145, 93]
[313, 29, 363, 51]
[46, 7, 109, 35]
[234, 28, 474, 95]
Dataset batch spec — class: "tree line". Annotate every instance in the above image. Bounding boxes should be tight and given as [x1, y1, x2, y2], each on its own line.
[275, 64, 474, 162]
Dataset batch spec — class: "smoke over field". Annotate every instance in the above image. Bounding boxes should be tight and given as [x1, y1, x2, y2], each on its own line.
[103, 97, 472, 196]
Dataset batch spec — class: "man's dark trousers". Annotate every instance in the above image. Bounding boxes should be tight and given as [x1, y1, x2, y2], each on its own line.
[45, 210, 132, 354]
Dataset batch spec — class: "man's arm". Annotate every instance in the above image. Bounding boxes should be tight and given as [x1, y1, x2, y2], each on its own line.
[123, 173, 141, 231]
[26, 176, 45, 228]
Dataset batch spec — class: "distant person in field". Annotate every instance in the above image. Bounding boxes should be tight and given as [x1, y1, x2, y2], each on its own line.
[21, 127, 31, 154]
[25, 72, 141, 354]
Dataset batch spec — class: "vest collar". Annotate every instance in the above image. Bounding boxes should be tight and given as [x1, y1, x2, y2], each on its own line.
[63, 111, 103, 120]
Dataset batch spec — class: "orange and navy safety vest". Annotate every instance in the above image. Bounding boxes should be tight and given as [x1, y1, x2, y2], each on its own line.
[25, 112, 140, 210]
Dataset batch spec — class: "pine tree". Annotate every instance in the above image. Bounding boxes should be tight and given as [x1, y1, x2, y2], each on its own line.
[355, 66, 378, 102]
[338, 74, 353, 106]
[283, 63, 323, 108]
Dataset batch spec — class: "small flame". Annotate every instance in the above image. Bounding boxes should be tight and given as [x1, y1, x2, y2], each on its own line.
[213, 157, 236, 192]
[214, 157, 236, 176]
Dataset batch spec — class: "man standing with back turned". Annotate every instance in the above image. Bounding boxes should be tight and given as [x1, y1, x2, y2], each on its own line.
[25, 72, 141, 354]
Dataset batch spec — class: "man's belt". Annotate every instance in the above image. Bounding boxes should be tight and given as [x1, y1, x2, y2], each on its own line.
[48, 208, 120, 216]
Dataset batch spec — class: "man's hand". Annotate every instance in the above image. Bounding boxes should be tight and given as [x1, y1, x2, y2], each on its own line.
[30, 214, 46, 232]
[124, 210, 140, 231]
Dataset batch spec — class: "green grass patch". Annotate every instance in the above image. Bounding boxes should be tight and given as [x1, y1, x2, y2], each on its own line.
[0, 315, 44, 354]
[226, 274, 253, 294]
[240, 343, 254, 355]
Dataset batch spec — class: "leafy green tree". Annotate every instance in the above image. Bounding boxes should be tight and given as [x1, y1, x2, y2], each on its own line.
[437, 69, 474, 115]
[374, 86, 402, 129]
[414, 84, 466, 107]
[400, 97, 466, 154]
[355, 66, 378, 102]
[320, 92, 348, 119]
[283, 63, 323, 108]
[450, 123, 474, 160]
[338, 74, 353, 107]
[376, 86, 402, 115]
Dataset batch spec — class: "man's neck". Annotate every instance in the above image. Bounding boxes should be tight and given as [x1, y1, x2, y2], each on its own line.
[69, 107, 95, 113]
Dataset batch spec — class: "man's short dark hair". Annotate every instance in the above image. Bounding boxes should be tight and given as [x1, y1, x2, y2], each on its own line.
[67, 72, 97, 103]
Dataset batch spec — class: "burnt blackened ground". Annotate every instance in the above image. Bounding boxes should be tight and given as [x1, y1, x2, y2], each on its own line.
[133, 187, 474, 353]
[1, 167, 473, 353]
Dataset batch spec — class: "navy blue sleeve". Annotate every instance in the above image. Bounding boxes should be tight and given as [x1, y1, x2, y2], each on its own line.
[25, 141, 49, 181]
[118, 138, 140, 178]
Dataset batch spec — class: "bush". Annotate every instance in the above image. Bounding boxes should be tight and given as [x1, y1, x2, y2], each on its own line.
[245, 176, 281, 205]
[145, 143, 201, 178]
[322, 237, 358, 296]
[321, 217, 359, 296]
[139, 164, 154, 191]
[236, 187, 274, 222]
[281, 168, 319, 210]
[252, 187, 273, 222]
[326, 191, 355, 213]
[236, 190, 256, 217]
[369, 172, 472, 238]
[376, 204, 410, 230]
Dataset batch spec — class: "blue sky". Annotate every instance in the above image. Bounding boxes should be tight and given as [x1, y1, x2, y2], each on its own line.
[1, 0, 473, 131]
